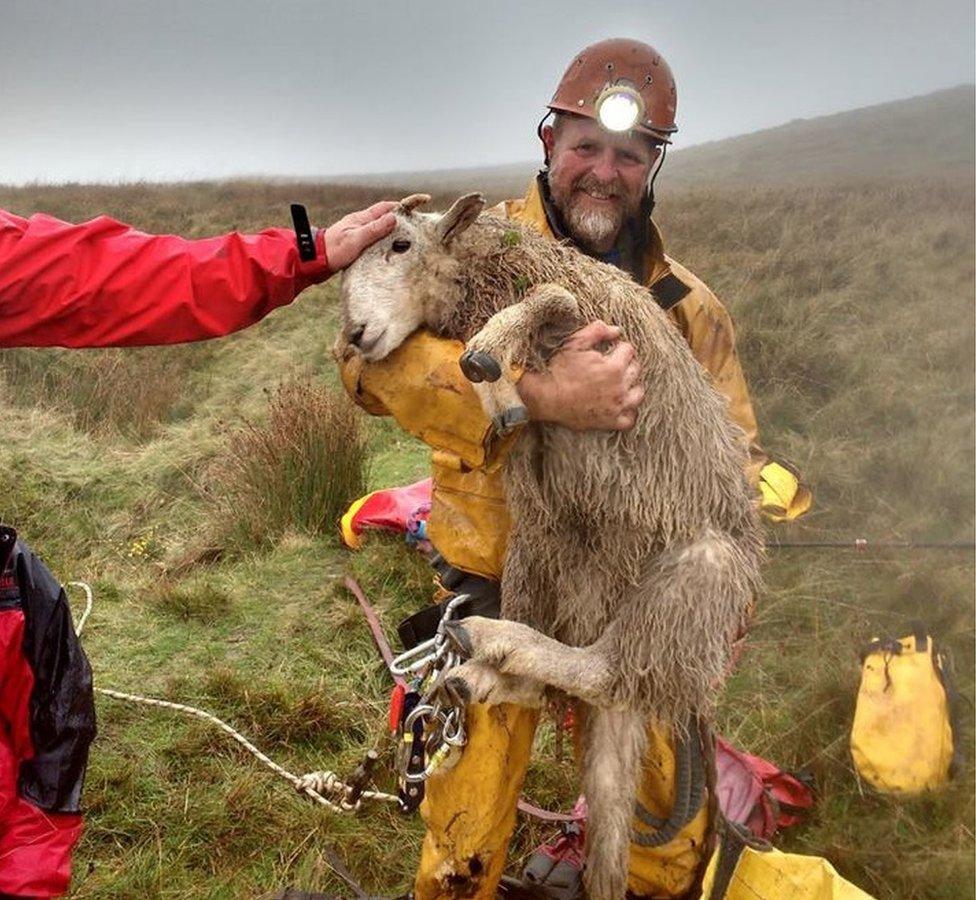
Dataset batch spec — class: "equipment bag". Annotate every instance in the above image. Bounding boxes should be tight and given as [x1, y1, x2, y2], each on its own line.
[714, 737, 814, 840]
[700, 822, 875, 899]
[850, 626, 959, 793]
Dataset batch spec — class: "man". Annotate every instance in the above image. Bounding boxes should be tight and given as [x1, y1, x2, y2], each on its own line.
[338, 39, 809, 899]
[0, 200, 395, 898]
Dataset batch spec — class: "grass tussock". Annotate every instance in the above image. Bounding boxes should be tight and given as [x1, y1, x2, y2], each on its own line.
[208, 377, 369, 553]
[0, 345, 206, 439]
[153, 582, 232, 624]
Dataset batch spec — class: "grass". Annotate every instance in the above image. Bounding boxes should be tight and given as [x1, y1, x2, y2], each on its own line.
[0, 161, 971, 899]
[205, 377, 370, 555]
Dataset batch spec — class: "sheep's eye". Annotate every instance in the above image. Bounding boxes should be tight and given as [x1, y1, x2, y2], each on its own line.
[392, 239, 411, 253]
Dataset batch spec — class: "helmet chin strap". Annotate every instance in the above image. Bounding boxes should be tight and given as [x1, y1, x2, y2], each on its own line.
[644, 142, 667, 216]
[537, 111, 554, 168]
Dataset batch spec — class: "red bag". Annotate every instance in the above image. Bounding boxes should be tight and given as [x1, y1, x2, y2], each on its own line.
[715, 737, 815, 839]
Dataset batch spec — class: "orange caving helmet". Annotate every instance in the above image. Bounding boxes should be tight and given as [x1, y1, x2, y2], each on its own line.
[547, 38, 678, 143]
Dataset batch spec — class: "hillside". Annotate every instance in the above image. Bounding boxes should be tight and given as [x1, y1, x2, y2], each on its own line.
[0, 88, 972, 899]
[664, 85, 976, 187]
[328, 85, 975, 199]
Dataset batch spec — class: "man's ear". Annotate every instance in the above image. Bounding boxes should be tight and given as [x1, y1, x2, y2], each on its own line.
[436, 193, 486, 245]
[541, 124, 556, 163]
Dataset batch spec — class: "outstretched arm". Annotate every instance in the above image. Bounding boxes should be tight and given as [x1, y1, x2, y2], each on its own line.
[0, 202, 395, 348]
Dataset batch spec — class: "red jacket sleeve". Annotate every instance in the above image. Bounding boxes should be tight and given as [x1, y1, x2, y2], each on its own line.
[0, 209, 332, 348]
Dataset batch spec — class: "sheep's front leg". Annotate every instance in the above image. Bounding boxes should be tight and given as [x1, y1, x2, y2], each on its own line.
[443, 616, 613, 706]
[459, 283, 581, 435]
[441, 659, 547, 709]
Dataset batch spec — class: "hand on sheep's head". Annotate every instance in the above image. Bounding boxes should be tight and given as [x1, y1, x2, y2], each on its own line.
[337, 192, 486, 363]
[518, 320, 645, 431]
[322, 200, 397, 272]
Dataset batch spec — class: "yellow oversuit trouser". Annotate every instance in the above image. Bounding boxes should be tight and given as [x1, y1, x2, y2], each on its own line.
[414, 702, 709, 899]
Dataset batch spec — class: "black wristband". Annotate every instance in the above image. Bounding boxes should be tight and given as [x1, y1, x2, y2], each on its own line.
[290, 203, 317, 261]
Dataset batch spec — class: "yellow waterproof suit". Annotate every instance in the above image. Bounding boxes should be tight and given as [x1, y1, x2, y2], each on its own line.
[340, 180, 772, 897]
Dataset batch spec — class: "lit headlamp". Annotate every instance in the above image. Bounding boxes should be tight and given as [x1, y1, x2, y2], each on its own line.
[595, 82, 644, 132]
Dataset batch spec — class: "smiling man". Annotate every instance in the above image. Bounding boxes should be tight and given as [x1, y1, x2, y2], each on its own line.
[338, 38, 808, 899]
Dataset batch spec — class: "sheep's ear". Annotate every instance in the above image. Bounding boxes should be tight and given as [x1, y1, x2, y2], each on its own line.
[399, 193, 431, 214]
[437, 193, 485, 245]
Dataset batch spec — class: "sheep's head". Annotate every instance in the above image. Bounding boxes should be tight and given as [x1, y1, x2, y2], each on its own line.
[338, 192, 486, 361]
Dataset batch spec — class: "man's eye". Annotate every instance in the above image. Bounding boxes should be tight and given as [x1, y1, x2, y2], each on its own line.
[392, 239, 411, 253]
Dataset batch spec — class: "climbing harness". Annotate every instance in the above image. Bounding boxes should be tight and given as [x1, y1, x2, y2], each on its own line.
[347, 576, 584, 825]
[389, 594, 469, 813]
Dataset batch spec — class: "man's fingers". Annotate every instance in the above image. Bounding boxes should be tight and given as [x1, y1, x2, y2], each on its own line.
[625, 383, 645, 409]
[608, 340, 637, 368]
[569, 320, 621, 349]
[356, 211, 396, 241]
[623, 359, 641, 388]
[344, 200, 398, 226]
[323, 207, 396, 270]
[615, 410, 638, 431]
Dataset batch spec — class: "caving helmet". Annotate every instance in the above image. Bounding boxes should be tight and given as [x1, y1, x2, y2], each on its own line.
[544, 38, 678, 146]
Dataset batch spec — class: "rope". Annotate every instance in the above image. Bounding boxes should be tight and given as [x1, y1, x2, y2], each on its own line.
[768, 539, 975, 550]
[67, 581, 93, 636]
[66, 582, 399, 816]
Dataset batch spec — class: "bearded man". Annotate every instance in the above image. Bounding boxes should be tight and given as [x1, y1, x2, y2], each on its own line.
[338, 38, 809, 899]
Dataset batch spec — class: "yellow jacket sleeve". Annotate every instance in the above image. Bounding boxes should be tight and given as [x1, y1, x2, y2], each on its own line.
[665, 260, 766, 485]
[664, 261, 811, 519]
[337, 329, 512, 473]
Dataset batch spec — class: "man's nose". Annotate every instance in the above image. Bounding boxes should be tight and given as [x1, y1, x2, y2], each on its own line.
[590, 150, 619, 183]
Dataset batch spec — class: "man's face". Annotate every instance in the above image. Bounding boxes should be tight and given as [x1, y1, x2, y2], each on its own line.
[544, 115, 659, 254]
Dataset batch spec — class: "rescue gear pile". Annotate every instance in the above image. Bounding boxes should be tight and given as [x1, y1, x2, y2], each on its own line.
[850, 627, 959, 793]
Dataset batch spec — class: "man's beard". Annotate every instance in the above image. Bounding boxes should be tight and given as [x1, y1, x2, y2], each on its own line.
[549, 170, 643, 254]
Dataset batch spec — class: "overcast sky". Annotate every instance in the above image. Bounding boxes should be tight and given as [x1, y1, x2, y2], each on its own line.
[1, 0, 973, 184]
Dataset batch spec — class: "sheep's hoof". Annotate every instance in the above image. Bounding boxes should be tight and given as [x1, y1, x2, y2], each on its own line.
[442, 621, 473, 657]
[493, 406, 529, 435]
[460, 350, 502, 383]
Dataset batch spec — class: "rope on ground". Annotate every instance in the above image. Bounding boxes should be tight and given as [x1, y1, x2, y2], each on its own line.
[66, 581, 399, 817]
[67, 580, 93, 637]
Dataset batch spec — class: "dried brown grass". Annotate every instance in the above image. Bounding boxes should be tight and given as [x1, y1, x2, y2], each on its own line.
[206, 377, 369, 553]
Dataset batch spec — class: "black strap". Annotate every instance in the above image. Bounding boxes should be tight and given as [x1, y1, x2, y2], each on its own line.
[290, 203, 317, 262]
[710, 820, 773, 900]
[396, 554, 500, 650]
[650, 272, 691, 311]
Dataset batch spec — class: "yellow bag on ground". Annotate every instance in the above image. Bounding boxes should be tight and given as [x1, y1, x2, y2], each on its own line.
[700, 824, 875, 899]
[758, 461, 812, 522]
[850, 628, 957, 793]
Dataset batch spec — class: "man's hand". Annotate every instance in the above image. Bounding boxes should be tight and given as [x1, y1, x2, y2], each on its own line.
[517, 320, 644, 431]
[323, 201, 397, 271]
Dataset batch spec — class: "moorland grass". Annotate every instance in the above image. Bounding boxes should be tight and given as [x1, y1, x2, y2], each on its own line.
[0, 170, 971, 899]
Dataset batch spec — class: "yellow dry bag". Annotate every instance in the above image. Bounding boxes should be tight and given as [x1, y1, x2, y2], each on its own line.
[700, 822, 875, 899]
[850, 627, 958, 793]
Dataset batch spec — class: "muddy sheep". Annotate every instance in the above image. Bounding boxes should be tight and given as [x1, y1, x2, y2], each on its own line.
[338, 192, 762, 898]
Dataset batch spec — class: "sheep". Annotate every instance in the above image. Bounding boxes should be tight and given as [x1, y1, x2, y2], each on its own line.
[338, 192, 762, 898]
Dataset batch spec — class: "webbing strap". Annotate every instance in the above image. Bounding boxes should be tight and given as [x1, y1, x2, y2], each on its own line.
[709, 820, 774, 900]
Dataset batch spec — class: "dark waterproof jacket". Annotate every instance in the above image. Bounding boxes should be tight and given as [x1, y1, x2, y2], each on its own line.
[0, 526, 96, 813]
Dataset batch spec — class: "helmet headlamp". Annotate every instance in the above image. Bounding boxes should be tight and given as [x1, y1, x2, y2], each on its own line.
[595, 82, 644, 132]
